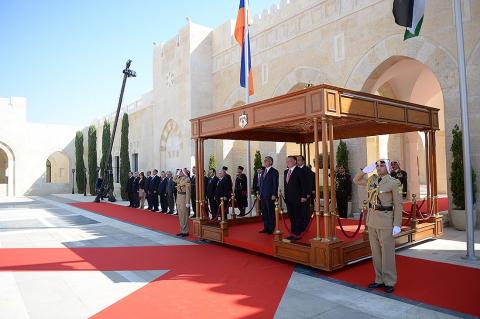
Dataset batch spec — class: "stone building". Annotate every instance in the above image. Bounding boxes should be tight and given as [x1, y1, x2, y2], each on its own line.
[2, 0, 479, 213]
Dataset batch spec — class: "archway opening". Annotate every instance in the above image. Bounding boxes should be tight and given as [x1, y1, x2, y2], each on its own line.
[0, 148, 8, 196]
[160, 119, 183, 172]
[362, 56, 447, 198]
[46, 151, 69, 184]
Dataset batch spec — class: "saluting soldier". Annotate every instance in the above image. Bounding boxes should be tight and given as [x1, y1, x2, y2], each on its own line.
[390, 160, 408, 199]
[353, 159, 402, 293]
[335, 165, 352, 218]
[173, 168, 191, 237]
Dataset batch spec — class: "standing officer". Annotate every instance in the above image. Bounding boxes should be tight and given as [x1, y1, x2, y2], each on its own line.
[259, 156, 279, 234]
[173, 168, 191, 237]
[390, 160, 408, 199]
[353, 159, 402, 293]
[335, 165, 352, 218]
[234, 166, 248, 217]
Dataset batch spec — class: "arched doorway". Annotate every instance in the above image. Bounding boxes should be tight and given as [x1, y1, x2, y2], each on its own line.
[160, 119, 183, 172]
[46, 151, 70, 184]
[362, 56, 447, 198]
[0, 141, 15, 197]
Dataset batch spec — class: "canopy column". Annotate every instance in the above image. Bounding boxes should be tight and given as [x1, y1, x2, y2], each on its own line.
[312, 118, 322, 241]
[328, 118, 337, 240]
[198, 138, 206, 220]
[194, 138, 201, 216]
[321, 117, 330, 241]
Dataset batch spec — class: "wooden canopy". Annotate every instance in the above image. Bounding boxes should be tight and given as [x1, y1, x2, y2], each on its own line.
[191, 84, 440, 142]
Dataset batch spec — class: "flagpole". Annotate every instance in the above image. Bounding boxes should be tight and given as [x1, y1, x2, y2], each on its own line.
[244, 0, 252, 207]
[454, 0, 477, 261]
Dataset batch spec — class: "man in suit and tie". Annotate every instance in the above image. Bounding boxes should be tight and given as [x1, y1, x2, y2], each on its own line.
[206, 168, 219, 219]
[252, 166, 264, 195]
[259, 156, 279, 234]
[159, 171, 168, 213]
[285, 156, 308, 240]
[234, 166, 248, 217]
[166, 171, 176, 214]
[190, 166, 197, 217]
[222, 166, 233, 198]
[215, 169, 230, 220]
[150, 169, 161, 211]
[296, 155, 313, 232]
[132, 172, 140, 208]
[125, 172, 134, 207]
[145, 171, 152, 210]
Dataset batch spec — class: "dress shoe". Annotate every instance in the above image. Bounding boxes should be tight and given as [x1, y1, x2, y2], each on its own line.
[384, 285, 395, 293]
[181, 233, 189, 237]
[367, 282, 385, 289]
[175, 233, 183, 236]
[259, 229, 268, 233]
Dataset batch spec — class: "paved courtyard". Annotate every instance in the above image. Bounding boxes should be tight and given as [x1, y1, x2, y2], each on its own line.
[0, 195, 478, 319]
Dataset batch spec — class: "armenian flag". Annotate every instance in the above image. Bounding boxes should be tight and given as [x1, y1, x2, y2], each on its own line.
[234, 0, 254, 96]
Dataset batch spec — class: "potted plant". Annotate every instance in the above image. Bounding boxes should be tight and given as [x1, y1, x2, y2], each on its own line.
[449, 125, 477, 230]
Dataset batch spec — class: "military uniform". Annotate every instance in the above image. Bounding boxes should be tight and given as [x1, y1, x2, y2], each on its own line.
[390, 169, 408, 199]
[173, 175, 191, 234]
[353, 172, 402, 287]
[335, 172, 352, 218]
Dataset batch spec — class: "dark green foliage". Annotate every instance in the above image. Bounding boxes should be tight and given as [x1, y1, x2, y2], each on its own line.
[87, 126, 97, 195]
[208, 154, 216, 171]
[100, 120, 114, 190]
[336, 140, 349, 172]
[120, 114, 131, 200]
[254, 150, 262, 170]
[75, 131, 86, 194]
[450, 124, 477, 209]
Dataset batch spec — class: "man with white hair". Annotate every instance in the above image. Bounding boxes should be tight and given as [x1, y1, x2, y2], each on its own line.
[353, 159, 402, 294]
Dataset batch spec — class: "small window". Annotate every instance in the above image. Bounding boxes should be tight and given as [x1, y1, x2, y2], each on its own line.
[132, 153, 139, 172]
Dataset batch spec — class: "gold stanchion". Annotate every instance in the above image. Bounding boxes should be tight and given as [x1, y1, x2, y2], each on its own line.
[256, 191, 261, 216]
[274, 192, 282, 241]
[410, 193, 418, 229]
[220, 197, 227, 229]
[230, 193, 236, 220]
[362, 200, 369, 241]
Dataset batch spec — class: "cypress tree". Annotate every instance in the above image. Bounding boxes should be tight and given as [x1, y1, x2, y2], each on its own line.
[120, 113, 131, 200]
[336, 140, 349, 172]
[75, 131, 86, 194]
[100, 120, 113, 190]
[254, 150, 262, 170]
[208, 154, 216, 171]
[87, 125, 97, 195]
[450, 124, 477, 209]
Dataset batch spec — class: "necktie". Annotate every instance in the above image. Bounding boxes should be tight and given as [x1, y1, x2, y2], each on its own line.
[287, 169, 292, 183]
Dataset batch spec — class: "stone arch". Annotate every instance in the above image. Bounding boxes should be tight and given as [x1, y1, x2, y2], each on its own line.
[273, 66, 332, 97]
[160, 119, 183, 171]
[0, 141, 15, 196]
[46, 151, 70, 184]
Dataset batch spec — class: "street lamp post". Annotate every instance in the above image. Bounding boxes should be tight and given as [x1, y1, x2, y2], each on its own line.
[71, 168, 76, 194]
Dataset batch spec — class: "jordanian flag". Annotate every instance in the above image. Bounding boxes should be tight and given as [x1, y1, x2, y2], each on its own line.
[392, 0, 425, 40]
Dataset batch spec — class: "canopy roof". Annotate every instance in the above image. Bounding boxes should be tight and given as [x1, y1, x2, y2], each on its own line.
[191, 84, 440, 143]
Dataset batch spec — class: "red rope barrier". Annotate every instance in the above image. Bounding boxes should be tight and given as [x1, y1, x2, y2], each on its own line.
[336, 212, 364, 239]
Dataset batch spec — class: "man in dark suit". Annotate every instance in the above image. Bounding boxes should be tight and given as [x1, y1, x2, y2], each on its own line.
[222, 166, 233, 198]
[150, 169, 161, 211]
[259, 156, 279, 234]
[215, 169, 230, 220]
[206, 168, 219, 219]
[132, 172, 140, 208]
[252, 166, 264, 195]
[297, 155, 313, 232]
[190, 166, 197, 217]
[166, 171, 176, 214]
[234, 166, 248, 216]
[125, 172, 134, 207]
[285, 156, 308, 240]
[145, 171, 152, 210]
[159, 171, 168, 213]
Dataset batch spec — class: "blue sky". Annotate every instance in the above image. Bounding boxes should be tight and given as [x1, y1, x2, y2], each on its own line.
[0, 0, 278, 126]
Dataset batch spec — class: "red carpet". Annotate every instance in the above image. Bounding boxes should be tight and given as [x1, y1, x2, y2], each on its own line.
[326, 255, 480, 317]
[70, 202, 195, 239]
[0, 245, 294, 319]
[403, 196, 448, 213]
